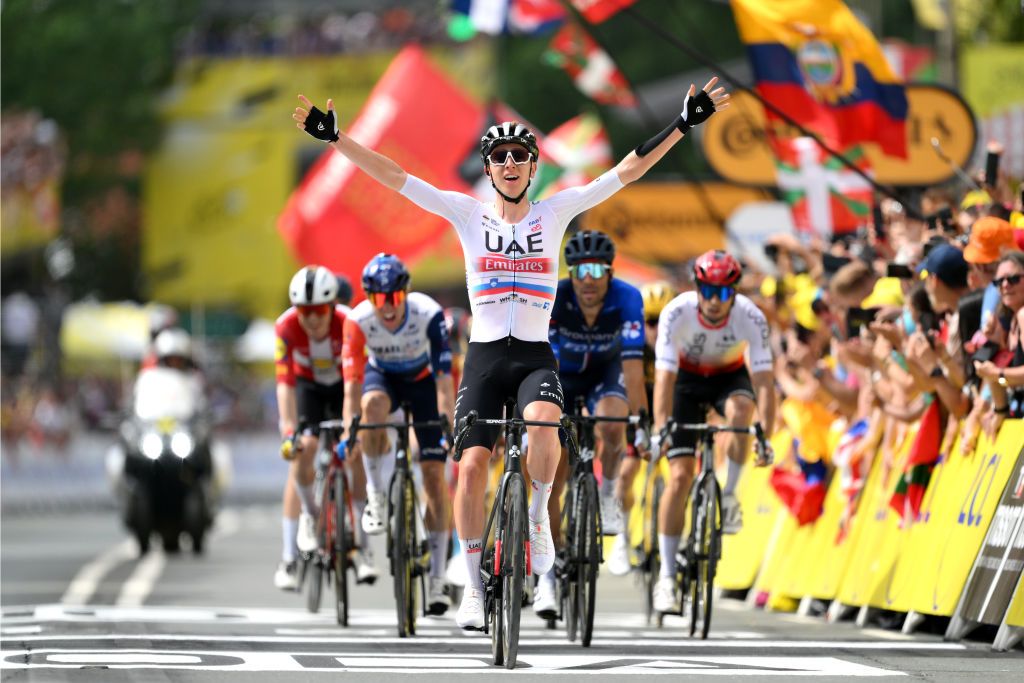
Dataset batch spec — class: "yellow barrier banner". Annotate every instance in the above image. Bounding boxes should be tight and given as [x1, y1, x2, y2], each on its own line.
[881, 432, 968, 612]
[1007, 580, 1024, 628]
[719, 440, 785, 590]
[909, 420, 1024, 616]
[835, 422, 917, 607]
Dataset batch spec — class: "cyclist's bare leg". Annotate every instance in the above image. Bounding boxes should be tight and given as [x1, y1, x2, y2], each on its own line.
[360, 390, 392, 456]
[658, 456, 695, 576]
[292, 433, 319, 514]
[454, 445, 491, 591]
[547, 447, 569, 547]
[723, 394, 755, 496]
[594, 396, 628, 481]
[616, 455, 641, 522]
[421, 460, 450, 532]
[523, 400, 561, 484]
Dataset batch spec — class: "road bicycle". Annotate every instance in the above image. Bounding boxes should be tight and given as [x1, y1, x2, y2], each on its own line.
[552, 398, 646, 647]
[452, 400, 572, 669]
[348, 405, 451, 638]
[304, 419, 358, 626]
[661, 419, 767, 639]
[635, 443, 668, 627]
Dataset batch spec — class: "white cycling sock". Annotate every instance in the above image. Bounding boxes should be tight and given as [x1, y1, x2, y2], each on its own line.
[659, 533, 680, 579]
[462, 537, 484, 591]
[428, 530, 447, 579]
[539, 567, 556, 591]
[362, 447, 396, 496]
[600, 475, 617, 498]
[724, 458, 743, 496]
[282, 517, 299, 563]
[529, 479, 552, 521]
[295, 482, 317, 516]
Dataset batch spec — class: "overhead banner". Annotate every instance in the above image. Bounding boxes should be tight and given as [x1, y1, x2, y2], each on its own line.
[277, 46, 484, 289]
[579, 182, 771, 264]
[702, 86, 975, 187]
[952, 446, 1024, 628]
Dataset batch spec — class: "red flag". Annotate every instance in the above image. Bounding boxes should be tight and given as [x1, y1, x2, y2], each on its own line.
[546, 23, 635, 106]
[278, 47, 483, 281]
[570, 0, 637, 24]
[889, 400, 943, 522]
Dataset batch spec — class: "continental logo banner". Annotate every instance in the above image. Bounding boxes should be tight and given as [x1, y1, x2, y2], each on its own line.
[580, 183, 770, 263]
[702, 86, 976, 187]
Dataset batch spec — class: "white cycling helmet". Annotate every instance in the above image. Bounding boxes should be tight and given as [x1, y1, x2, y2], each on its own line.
[289, 266, 338, 306]
[153, 328, 192, 359]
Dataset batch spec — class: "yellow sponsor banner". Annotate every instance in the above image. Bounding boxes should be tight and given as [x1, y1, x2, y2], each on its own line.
[835, 423, 917, 607]
[909, 420, 1024, 616]
[702, 86, 975, 187]
[961, 44, 1024, 118]
[718, 432, 786, 591]
[875, 432, 966, 613]
[579, 183, 771, 263]
[1006, 579, 1024, 628]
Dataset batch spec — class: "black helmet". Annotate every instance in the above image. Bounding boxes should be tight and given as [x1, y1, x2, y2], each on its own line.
[334, 273, 353, 306]
[479, 121, 539, 163]
[564, 230, 616, 266]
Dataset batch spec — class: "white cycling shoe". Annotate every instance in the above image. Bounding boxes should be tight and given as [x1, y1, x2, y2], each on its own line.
[296, 513, 318, 553]
[533, 574, 557, 619]
[446, 554, 468, 587]
[273, 560, 299, 591]
[361, 492, 387, 536]
[353, 548, 379, 585]
[653, 576, 680, 614]
[456, 587, 485, 630]
[599, 494, 623, 536]
[607, 534, 632, 577]
[529, 516, 555, 575]
[427, 576, 451, 616]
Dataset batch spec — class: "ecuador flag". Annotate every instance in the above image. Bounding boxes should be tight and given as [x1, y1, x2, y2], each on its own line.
[731, 0, 908, 158]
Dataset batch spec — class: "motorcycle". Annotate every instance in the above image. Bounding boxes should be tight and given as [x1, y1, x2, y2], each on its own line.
[111, 367, 219, 555]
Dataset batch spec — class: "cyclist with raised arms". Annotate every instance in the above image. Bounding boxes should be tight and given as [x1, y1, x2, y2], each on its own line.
[342, 253, 456, 615]
[274, 266, 375, 590]
[293, 77, 729, 630]
[533, 230, 648, 615]
[650, 251, 775, 614]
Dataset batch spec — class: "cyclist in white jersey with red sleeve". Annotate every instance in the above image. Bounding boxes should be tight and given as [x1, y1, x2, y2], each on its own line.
[650, 250, 776, 614]
[293, 77, 730, 630]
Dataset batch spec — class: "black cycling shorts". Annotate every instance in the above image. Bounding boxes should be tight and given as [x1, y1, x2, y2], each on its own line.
[296, 378, 344, 434]
[669, 367, 754, 458]
[455, 338, 563, 451]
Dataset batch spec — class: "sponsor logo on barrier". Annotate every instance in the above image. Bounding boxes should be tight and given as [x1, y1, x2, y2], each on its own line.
[959, 452, 1001, 527]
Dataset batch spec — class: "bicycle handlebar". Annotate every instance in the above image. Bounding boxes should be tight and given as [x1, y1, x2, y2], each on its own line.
[656, 419, 771, 463]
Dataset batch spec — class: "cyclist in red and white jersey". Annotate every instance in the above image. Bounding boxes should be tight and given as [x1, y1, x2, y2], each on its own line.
[342, 253, 456, 614]
[294, 77, 730, 630]
[273, 266, 376, 591]
[650, 250, 776, 614]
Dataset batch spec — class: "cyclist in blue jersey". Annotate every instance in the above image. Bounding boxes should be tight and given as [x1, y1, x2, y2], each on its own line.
[534, 230, 649, 616]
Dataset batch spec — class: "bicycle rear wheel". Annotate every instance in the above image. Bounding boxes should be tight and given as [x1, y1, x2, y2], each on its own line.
[644, 477, 664, 627]
[577, 474, 600, 647]
[689, 474, 719, 639]
[501, 473, 526, 669]
[333, 472, 350, 627]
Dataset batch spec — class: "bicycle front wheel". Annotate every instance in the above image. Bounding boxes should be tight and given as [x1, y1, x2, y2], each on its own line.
[689, 474, 719, 639]
[390, 470, 417, 638]
[577, 474, 599, 647]
[501, 473, 527, 669]
[333, 472, 349, 627]
[644, 477, 664, 627]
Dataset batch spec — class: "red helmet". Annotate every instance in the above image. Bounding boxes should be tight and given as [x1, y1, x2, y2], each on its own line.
[693, 250, 741, 286]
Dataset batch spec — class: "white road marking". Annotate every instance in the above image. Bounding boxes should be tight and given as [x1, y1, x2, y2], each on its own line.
[0, 649, 905, 676]
[59, 539, 135, 605]
[3, 633, 965, 650]
[0, 626, 42, 635]
[114, 549, 166, 607]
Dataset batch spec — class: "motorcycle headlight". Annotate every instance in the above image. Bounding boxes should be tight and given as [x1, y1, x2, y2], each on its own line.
[140, 432, 164, 460]
[170, 431, 194, 459]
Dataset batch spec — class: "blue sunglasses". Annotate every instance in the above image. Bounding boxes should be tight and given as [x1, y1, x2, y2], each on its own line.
[569, 262, 611, 280]
[697, 282, 735, 301]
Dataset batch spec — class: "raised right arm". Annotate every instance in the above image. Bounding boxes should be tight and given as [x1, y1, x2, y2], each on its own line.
[294, 95, 407, 191]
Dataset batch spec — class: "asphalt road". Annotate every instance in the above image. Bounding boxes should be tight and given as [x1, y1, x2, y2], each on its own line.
[2, 504, 1022, 681]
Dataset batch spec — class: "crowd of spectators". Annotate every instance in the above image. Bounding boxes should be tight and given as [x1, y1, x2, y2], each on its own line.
[727, 155, 1024, 543]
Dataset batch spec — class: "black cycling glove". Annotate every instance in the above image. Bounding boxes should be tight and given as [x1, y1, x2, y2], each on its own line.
[676, 89, 716, 134]
[303, 106, 340, 143]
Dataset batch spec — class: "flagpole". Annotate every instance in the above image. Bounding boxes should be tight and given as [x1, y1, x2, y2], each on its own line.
[554, 0, 738, 240]
[620, 4, 924, 220]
